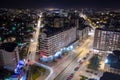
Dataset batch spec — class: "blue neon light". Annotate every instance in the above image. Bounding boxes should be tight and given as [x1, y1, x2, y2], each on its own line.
[105, 59, 108, 63]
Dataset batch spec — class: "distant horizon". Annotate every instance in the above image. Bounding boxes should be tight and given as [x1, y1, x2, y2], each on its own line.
[0, 7, 120, 10]
[0, 0, 120, 9]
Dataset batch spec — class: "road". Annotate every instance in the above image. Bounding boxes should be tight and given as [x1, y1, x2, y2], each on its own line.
[54, 36, 93, 80]
[27, 13, 54, 80]
[72, 53, 94, 80]
[79, 13, 95, 30]
[25, 13, 43, 80]
[28, 13, 42, 61]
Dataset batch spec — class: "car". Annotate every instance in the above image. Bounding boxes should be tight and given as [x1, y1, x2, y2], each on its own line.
[86, 53, 89, 56]
[89, 51, 92, 53]
[77, 58, 84, 64]
[66, 77, 70, 80]
[83, 57, 87, 60]
[86, 70, 93, 73]
[74, 66, 79, 71]
[70, 73, 74, 77]
[66, 73, 74, 80]
[66, 77, 72, 80]
[94, 72, 98, 75]
[79, 60, 83, 64]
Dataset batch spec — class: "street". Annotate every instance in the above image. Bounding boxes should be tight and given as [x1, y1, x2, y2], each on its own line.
[24, 13, 43, 80]
[54, 36, 93, 80]
[28, 13, 42, 61]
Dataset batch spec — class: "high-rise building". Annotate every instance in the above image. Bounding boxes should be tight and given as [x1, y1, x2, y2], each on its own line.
[93, 28, 120, 51]
[0, 42, 19, 71]
[39, 26, 77, 56]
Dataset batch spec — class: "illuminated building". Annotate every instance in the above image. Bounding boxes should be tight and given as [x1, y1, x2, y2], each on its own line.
[93, 28, 120, 51]
[39, 26, 77, 56]
[100, 72, 120, 80]
[104, 50, 120, 75]
[77, 25, 90, 42]
[0, 42, 19, 71]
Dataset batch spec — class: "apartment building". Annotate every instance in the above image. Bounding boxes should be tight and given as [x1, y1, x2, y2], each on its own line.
[39, 26, 77, 56]
[93, 28, 120, 51]
[104, 52, 120, 75]
[0, 42, 19, 71]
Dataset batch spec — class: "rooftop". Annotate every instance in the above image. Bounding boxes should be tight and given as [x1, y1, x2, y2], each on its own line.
[100, 72, 120, 80]
[0, 42, 17, 52]
[41, 26, 75, 37]
[96, 27, 120, 32]
[106, 50, 120, 69]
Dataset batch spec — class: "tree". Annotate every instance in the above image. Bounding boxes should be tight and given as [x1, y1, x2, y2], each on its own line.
[80, 76, 88, 80]
[88, 54, 101, 70]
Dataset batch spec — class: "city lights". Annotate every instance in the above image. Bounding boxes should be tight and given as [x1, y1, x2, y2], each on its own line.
[0, 7, 120, 80]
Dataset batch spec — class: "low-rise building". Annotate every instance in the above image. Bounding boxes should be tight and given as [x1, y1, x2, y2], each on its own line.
[100, 72, 120, 80]
[104, 50, 120, 75]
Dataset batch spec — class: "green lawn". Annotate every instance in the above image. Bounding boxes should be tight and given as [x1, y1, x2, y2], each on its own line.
[29, 65, 46, 80]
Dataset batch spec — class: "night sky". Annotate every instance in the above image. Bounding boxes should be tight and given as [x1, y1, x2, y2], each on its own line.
[0, 0, 120, 8]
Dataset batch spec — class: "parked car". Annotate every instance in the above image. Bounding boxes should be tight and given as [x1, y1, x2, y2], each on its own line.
[94, 72, 98, 75]
[77, 58, 84, 64]
[79, 60, 83, 64]
[86, 70, 93, 74]
[83, 57, 87, 60]
[66, 73, 74, 80]
[74, 66, 79, 71]
[86, 53, 90, 56]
